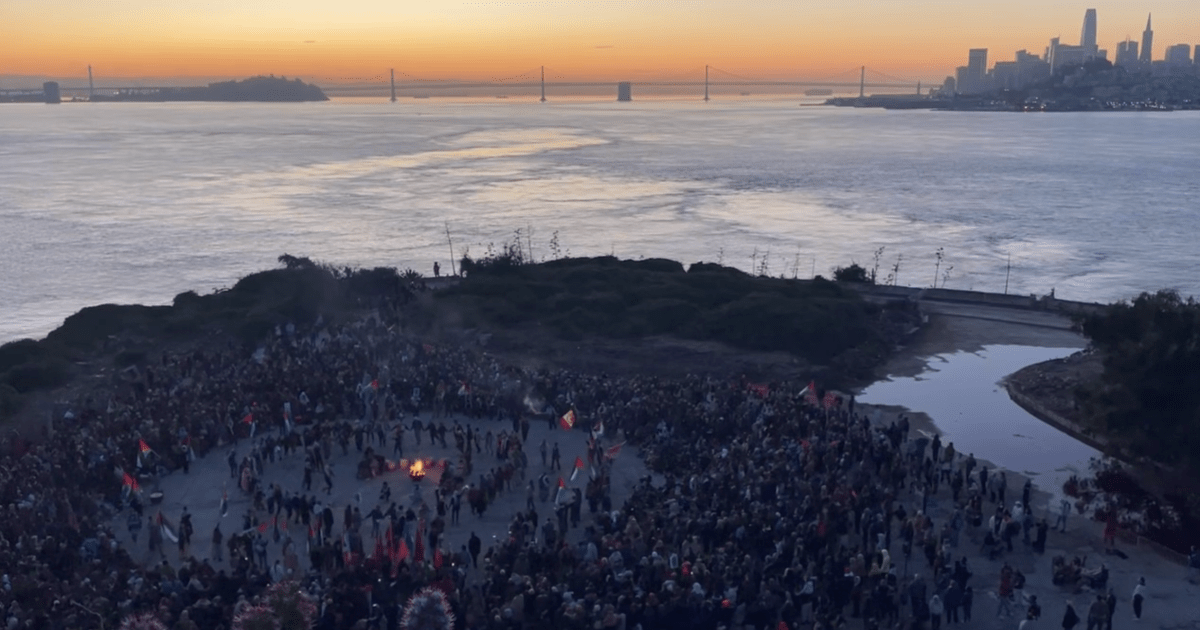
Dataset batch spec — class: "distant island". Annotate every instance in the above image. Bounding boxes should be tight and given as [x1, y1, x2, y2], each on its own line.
[829, 60, 1200, 112]
[89, 75, 328, 103]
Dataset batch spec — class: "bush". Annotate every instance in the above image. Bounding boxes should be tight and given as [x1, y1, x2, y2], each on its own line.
[833, 263, 872, 284]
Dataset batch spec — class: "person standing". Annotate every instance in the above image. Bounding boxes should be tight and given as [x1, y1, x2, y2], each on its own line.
[1105, 589, 1117, 630]
[212, 525, 224, 562]
[997, 563, 1015, 619]
[1086, 595, 1107, 630]
[1131, 578, 1145, 621]
[1062, 600, 1080, 630]
[1056, 498, 1071, 533]
[929, 594, 944, 630]
[468, 531, 481, 568]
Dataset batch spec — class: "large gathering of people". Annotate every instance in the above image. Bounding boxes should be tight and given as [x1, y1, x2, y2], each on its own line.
[0, 290, 1155, 630]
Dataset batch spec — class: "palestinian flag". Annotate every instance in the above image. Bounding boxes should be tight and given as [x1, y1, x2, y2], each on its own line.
[571, 457, 584, 481]
[823, 391, 838, 410]
[747, 383, 770, 398]
[605, 441, 626, 460]
[157, 512, 179, 544]
[803, 381, 819, 406]
[558, 476, 566, 489]
[433, 547, 444, 569]
[242, 413, 254, 424]
[122, 471, 140, 492]
[371, 379, 379, 391]
[138, 439, 152, 454]
[559, 410, 576, 431]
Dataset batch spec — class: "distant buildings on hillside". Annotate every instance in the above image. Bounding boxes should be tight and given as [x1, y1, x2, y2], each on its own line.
[942, 9, 1197, 95]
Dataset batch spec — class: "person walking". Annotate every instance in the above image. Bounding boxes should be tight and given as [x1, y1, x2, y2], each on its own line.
[1104, 589, 1117, 630]
[1062, 600, 1080, 630]
[1131, 578, 1145, 621]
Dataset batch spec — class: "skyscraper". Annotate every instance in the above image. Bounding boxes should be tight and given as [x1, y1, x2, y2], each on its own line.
[1164, 44, 1192, 67]
[1139, 14, 1154, 63]
[1081, 9, 1098, 52]
[1115, 39, 1139, 66]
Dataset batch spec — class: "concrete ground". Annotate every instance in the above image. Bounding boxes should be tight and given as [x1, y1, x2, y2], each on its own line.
[112, 410, 651, 579]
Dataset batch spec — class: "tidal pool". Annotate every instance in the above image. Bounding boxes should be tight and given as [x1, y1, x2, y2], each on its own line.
[860, 345, 1101, 508]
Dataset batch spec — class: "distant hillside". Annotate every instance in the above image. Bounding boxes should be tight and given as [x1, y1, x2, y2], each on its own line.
[1002, 60, 1200, 110]
[91, 75, 329, 102]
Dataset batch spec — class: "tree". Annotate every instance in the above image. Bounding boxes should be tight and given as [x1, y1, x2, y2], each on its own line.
[833, 263, 872, 284]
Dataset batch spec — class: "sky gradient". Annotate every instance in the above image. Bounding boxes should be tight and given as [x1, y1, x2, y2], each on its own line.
[4, 0, 1198, 84]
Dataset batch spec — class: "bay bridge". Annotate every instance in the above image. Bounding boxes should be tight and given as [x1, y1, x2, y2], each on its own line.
[3, 65, 928, 103]
[367, 66, 925, 100]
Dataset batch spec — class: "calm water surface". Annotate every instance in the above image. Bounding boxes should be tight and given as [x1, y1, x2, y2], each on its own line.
[2, 98, 1198, 342]
[859, 345, 1101, 508]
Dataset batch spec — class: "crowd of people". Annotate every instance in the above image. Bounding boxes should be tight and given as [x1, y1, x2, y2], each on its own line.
[0, 295, 1153, 630]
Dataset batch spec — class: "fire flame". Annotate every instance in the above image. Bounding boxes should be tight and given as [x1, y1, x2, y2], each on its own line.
[409, 459, 426, 480]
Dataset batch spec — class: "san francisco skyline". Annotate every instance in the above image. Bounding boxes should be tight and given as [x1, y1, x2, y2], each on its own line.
[3, 1, 1197, 86]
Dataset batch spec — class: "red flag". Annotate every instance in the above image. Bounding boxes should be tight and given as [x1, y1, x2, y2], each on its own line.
[823, 392, 837, 410]
[605, 441, 625, 460]
[123, 472, 139, 492]
[371, 379, 379, 391]
[747, 383, 769, 397]
[433, 547, 444, 569]
[422, 343, 435, 354]
[138, 439, 152, 454]
[804, 381, 819, 406]
[242, 413, 254, 424]
[557, 476, 565, 489]
[571, 456, 584, 481]
[779, 622, 790, 630]
[415, 535, 425, 564]
[559, 410, 576, 431]
[398, 539, 409, 562]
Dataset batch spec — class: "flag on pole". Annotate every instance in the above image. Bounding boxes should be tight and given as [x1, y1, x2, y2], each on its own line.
[747, 383, 770, 398]
[557, 476, 565, 489]
[559, 410, 576, 431]
[122, 471, 140, 492]
[433, 547, 444, 569]
[804, 381, 819, 406]
[371, 379, 379, 391]
[822, 391, 837, 410]
[242, 413, 253, 424]
[157, 513, 179, 544]
[605, 441, 626, 460]
[571, 457, 584, 481]
[138, 439, 152, 454]
[397, 538, 409, 563]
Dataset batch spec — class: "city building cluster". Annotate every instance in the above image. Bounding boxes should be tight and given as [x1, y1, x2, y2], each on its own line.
[946, 9, 1198, 94]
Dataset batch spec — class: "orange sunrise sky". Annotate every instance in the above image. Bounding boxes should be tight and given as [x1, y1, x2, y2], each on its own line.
[3, 0, 1197, 84]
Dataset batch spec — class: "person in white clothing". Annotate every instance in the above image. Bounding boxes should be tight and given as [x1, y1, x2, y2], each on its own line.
[1132, 577, 1146, 620]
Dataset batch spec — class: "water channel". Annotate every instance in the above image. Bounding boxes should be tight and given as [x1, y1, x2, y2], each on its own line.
[859, 345, 1101, 511]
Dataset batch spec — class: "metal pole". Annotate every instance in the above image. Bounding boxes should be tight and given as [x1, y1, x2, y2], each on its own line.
[859, 66, 865, 98]
[88, 65, 94, 101]
[704, 65, 709, 101]
[540, 66, 546, 102]
[390, 69, 396, 102]
[1005, 253, 1011, 295]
